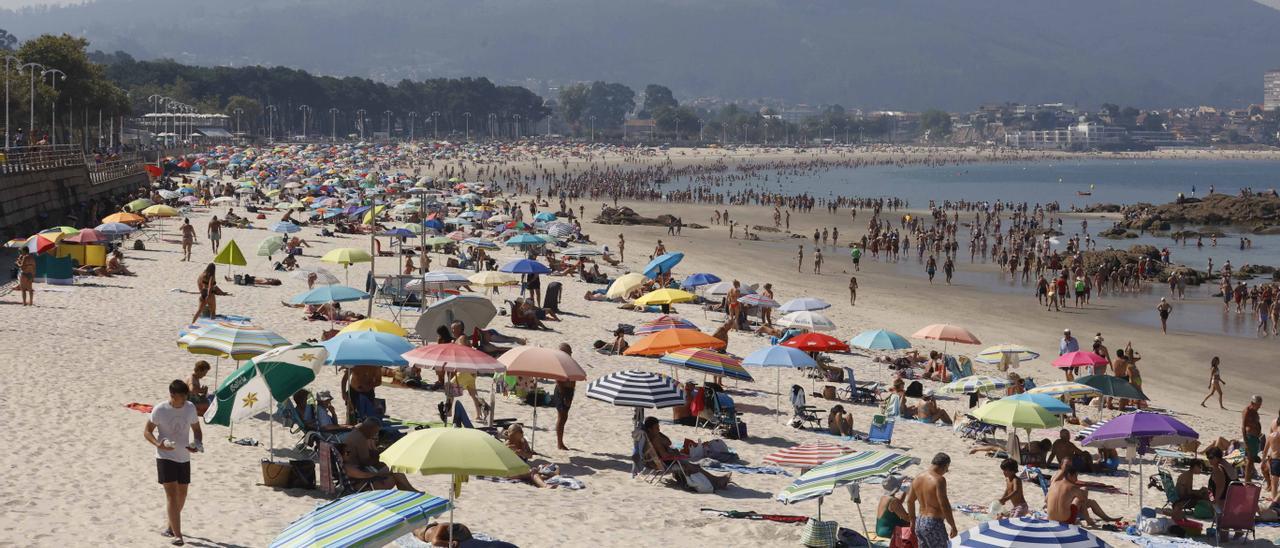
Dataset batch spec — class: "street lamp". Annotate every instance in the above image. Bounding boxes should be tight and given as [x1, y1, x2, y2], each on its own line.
[355, 108, 366, 139]
[462, 112, 471, 141]
[513, 114, 521, 139]
[432, 111, 440, 140]
[383, 110, 393, 139]
[589, 116, 596, 142]
[3, 55, 20, 149]
[233, 107, 244, 137]
[19, 62, 44, 143]
[407, 111, 417, 142]
[487, 113, 497, 139]
[298, 104, 311, 140]
[329, 108, 340, 142]
[266, 104, 278, 141]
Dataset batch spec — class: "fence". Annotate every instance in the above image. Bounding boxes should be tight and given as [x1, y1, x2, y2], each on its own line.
[87, 157, 147, 185]
[0, 145, 86, 175]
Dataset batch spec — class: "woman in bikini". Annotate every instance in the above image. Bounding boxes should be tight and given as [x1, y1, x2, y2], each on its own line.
[1200, 356, 1226, 409]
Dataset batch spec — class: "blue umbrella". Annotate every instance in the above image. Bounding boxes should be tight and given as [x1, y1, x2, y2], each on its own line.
[505, 234, 546, 248]
[848, 329, 912, 351]
[534, 212, 557, 222]
[270, 221, 301, 234]
[289, 285, 371, 304]
[743, 345, 818, 417]
[1004, 393, 1073, 414]
[423, 219, 444, 231]
[463, 238, 499, 249]
[643, 252, 684, 279]
[320, 331, 412, 367]
[681, 272, 721, 289]
[380, 228, 415, 238]
[954, 517, 1106, 548]
[498, 258, 551, 274]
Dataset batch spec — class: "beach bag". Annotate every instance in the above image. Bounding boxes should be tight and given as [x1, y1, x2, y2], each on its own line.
[889, 526, 916, 548]
[801, 519, 838, 547]
[686, 472, 714, 494]
[288, 459, 316, 490]
[132, 239, 145, 250]
[261, 460, 293, 488]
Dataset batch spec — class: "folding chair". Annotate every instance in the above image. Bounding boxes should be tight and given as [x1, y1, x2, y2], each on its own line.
[790, 385, 824, 429]
[325, 442, 378, 497]
[632, 428, 687, 485]
[1213, 481, 1260, 544]
[867, 415, 895, 445]
[837, 366, 879, 404]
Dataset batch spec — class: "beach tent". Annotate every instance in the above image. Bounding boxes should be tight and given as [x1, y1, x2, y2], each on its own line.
[214, 240, 247, 267]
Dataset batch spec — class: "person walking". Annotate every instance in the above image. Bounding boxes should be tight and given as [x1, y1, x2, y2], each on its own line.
[15, 247, 35, 306]
[553, 343, 577, 451]
[1157, 298, 1172, 334]
[179, 219, 195, 261]
[1201, 357, 1226, 409]
[906, 453, 958, 547]
[144, 380, 203, 546]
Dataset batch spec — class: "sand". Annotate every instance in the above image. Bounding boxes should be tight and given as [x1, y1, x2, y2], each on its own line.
[2, 146, 1278, 547]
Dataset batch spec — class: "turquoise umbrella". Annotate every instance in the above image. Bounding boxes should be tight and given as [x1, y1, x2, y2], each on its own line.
[1005, 392, 1073, 414]
[848, 329, 912, 351]
[289, 285, 370, 305]
[321, 331, 413, 367]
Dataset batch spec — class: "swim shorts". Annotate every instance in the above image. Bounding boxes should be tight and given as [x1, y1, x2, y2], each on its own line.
[915, 516, 948, 548]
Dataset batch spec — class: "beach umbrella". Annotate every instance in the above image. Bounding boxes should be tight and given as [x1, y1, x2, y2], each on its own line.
[320, 331, 412, 367]
[1080, 411, 1198, 510]
[680, 272, 721, 290]
[972, 398, 1062, 430]
[743, 345, 818, 417]
[777, 450, 917, 523]
[95, 222, 136, 237]
[289, 284, 369, 304]
[102, 212, 145, 225]
[204, 342, 327, 442]
[269, 490, 452, 548]
[778, 297, 832, 313]
[179, 322, 289, 385]
[293, 267, 341, 286]
[270, 221, 301, 234]
[975, 344, 1041, 367]
[1074, 374, 1148, 401]
[776, 311, 836, 332]
[939, 375, 1012, 395]
[468, 271, 518, 288]
[26, 232, 60, 254]
[781, 333, 850, 353]
[414, 294, 498, 337]
[623, 328, 727, 356]
[848, 329, 912, 351]
[912, 323, 982, 348]
[1052, 351, 1108, 369]
[533, 212, 557, 222]
[1027, 381, 1103, 400]
[546, 223, 576, 238]
[560, 246, 603, 258]
[634, 288, 697, 307]
[41, 225, 79, 236]
[954, 517, 1107, 548]
[763, 442, 854, 469]
[499, 346, 587, 447]
[142, 204, 179, 217]
[422, 236, 453, 248]
[210, 196, 237, 205]
[461, 238, 499, 250]
[334, 316, 409, 337]
[1005, 393, 1073, 415]
[380, 428, 528, 546]
[407, 271, 470, 292]
[586, 370, 685, 409]
[446, 230, 469, 241]
[157, 189, 180, 200]
[321, 247, 373, 266]
[383, 227, 417, 238]
[213, 240, 248, 267]
[643, 252, 684, 279]
[659, 348, 752, 382]
[124, 198, 153, 212]
[703, 281, 754, 297]
[635, 315, 698, 335]
[736, 293, 780, 308]
[256, 235, 285, 257]
[607, 273, 647, 299]
[505, 233, 545, 248]
[497, 258, 551, 275]
[402, 343, 504, 374]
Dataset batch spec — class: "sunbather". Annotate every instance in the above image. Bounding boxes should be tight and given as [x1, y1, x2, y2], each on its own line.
[917, 393, 953, 425]
[187, 361, 211, 404]
[828, 405, 855, 436]
[1046, 461, 1119, 527]
[343, 419, 417, 491]
[643, 417, 732, 491]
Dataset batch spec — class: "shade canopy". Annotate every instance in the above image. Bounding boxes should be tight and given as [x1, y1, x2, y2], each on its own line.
[1052, 351, 1108, 369]
[586, 370, 685, 408]
[658, 348, 752, 382]
[972, 398, 1062, 430]
[607, 273, 647, 299]
[498, 258, 551, 274]
[498, 346, 586, 381]
[975, 344, 1040, 364]
[634, 288, 696, 306]
[781, 333, 850, 353]
[402, 343, 505, 373]
[763, 443, 853, 468]
[204, 343, 328, 426]
[381, 428, 529, 477]
[270, 490, 452, 548]
[776, 450, 917, 504]
[321, 247, 373, 265]
[623, 328, 727, 356]
[643, 252, 684, 279]
[954, 517, 1106, 548]
[339, 318, 409, 337]
[939, 375, 1011, 395]
[320, 331, 413, 367]
[778, 297, 831, 313]
[1080, 411, 1198, 449]
[414, 294, 498, 338]
[1004, 393, 1073, 415]
[179, 322, 289, 360]
[849, 329, 912, 351]
[289, 284, 370, 305]
[742, 345, 818, 368]
[1027, 381, 1103, 400]
[912, 323, 981, 345]
[635, 315, 699, 335]
[1074, 374, 1148, 400]
[776, 311, 836, 332]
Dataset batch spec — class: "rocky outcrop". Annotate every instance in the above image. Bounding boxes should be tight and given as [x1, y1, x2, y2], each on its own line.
[1116, 194, 1280, 230]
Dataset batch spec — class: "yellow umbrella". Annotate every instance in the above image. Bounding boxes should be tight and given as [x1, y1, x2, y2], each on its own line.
[321, 247, 373, 265]
[634, 288, 696, 306]
[361, 205, 387, 224]
[142, 204, 179, 217]
[972, 398, 1062, 430]
[339, 318, 408, 337]
[606, 272, 647, 299]
[102, 212, 145, 225]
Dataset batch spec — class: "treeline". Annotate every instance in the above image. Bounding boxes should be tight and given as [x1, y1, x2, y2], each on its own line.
[93, 51, 549, 139]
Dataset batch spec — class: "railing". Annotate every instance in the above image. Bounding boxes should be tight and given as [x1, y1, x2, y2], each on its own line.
[88, 158, 147, 185]
[0, 145, 86, 175]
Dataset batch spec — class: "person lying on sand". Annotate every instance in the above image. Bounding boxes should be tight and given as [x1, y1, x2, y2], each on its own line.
[414, 522, 472, 547]
[224, 275, 282, 286]
[593, 329, 630, 354]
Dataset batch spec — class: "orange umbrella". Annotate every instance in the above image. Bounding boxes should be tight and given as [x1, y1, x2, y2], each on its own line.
[912, 323, 982, 347]
[102, 212, 145, 225]
[623, 328, 726, 357]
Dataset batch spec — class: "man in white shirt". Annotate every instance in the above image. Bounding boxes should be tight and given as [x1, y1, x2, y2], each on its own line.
[144, 380, 203, 546]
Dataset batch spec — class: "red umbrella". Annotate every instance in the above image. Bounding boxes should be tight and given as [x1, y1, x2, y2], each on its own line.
[28, 233, 59, 254]
[763, 442, 854, 469]
[1052, 351, 1109, 369]
[781, 332, 850, 353]
[64, 229, 107, 244]
[144, 165, 163, 177]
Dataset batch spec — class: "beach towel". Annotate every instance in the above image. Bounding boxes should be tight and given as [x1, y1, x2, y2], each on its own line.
[699, 508, 809, 523]
[1114, 533, 1213, 548]
[545, 475, 585, 490]
[701, 463, 793, 476]
[393, 532, 516, 548]
[125, 402, 154, 413]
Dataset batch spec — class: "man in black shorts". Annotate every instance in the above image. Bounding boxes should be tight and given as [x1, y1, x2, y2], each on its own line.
[553, 343, 577, 451]
[144, 380, 203, 546]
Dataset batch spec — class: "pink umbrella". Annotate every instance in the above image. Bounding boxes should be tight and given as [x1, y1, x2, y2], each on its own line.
[498, 346, 586, 448]
[401, 343, 504, 373]
[912, 323, 982, 345]
[763, 442, 854, 469]
[1052, 351, 1109, 369]
[64, 229, 107, 244]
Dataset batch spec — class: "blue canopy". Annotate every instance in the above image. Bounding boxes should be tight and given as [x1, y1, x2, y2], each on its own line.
[289, 285, 370, 305]
[742, 345, 817, 368]
[498, 258, 551, 274]
[380, 228, 415, 238]
[270, 221, 301, 234]
[680, 272, 721, 289]
[320, 331, 412, 367]
[643, 252, 684, 279]
[848, 329, 912, 351]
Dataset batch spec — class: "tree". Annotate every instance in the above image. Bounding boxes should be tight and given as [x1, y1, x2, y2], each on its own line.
[0, 28, 17, 51]
[652, 106, 699, 138]
[919, 109, 953, 140]
[16, 34, 130, 141]
[640, 84, 678, 117]
[224, 95, 262, 132]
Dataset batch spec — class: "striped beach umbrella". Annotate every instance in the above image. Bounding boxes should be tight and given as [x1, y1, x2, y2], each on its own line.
[737, 293, 780, 308]
[763, 443, 853, 469]
[560, 246, 604, 258]
[546, 223, 576, 238]
[939, 375, 1012, 395]
[270, 221, 301, 234]
[849, 329, 912, 351]
[179, 322, 289, 361]
[634, 315, 699, 335]
[776, 311, 836, 332]
[462, 237, 499, 249]
[777, 450, 916, 505]
[270, 490, 452, 548]
[953, 517, 1107, 548]
[659, 348, 753, 382]
[204, 343, 328, 427]
[1027, 381, 1102, 400]
[975, 344, 1040, 365]
[586, 370, 685, 409]
[406, 271, 470, 292]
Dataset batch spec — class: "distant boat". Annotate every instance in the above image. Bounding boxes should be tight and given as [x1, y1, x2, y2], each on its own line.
[1077, 191, 1092, 196]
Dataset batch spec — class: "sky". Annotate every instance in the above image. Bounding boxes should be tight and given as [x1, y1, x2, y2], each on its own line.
[3, 0, 1279, 7]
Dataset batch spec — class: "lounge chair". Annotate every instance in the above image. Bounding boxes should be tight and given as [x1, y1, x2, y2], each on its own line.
[632, 428, 687, 485]
[958, 414, 1001, 442]
[789, 385, 824, 429]
[317, 441, 378, 497]
[1213, 481, 1260, 544]
[867, 414, 895, 445]
[837, 366, 879, 405]
[281, 401, 346, 457]
[1149, 468, 1193, 517]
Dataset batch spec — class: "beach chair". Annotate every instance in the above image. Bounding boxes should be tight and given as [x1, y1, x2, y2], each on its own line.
[790, 385, 824, 429]
[867, 415, 895, 445]
[1213, 481, 1260, 544]
[281, 401, 345, 457]
[837, 367, 879, 405]
[325, 442, 378, 497]
[632, 428, 688, 485]
[958, 414, 1001, 442]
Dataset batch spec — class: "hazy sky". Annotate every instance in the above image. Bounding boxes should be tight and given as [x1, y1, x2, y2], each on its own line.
[3, 0, 1280, 8]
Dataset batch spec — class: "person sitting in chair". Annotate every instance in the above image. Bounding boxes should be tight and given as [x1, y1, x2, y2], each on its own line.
[642, 417, 732, 491]
[343, 419, 417, 491]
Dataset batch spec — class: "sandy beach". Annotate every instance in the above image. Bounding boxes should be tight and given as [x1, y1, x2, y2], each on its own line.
[3, 145, 1279, 548]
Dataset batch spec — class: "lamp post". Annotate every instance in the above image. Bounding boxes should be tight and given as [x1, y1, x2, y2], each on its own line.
[383, 110, 393, 140]
[407, 111, 416, 142]
[699, 120, 705, 142]
[487, 113, 497, 139]
[589, 116, 596, 142]
[513, 114, 521, 139]
[431, 110, 439, 140]
[462, 112, 471, 141]
[329, 108, 340, 142]
[355, 109, 366, 140]
[233, 107, 244, 137]
[19, 62, 44, 143]
[3, 55, 19, 149]
[298, 104, 310, 140]
[266, 104, 278, 141]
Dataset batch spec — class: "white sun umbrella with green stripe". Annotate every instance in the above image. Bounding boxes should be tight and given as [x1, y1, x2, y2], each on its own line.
[179, 322, 290, 387]
[204, 343, 327, 452]
[939, 375, 1012, 395]
[1027, 381, 1103, 400]
[270, 490, 452, 548]
[777, 449, 917, 527]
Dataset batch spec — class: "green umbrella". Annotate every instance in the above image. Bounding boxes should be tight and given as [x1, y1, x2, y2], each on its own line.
[972, 398, 1062, 430]
[422, 236, 453, 248]
[257, 235, 285, 257]
[1075, 374, 1148, 401]
[204, 342, 327, 427]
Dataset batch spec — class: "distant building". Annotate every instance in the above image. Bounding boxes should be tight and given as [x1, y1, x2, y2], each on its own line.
[1265, 69, 1280, 111]
[623, 119, 657, 140]
[1005, 122, 1125, 149]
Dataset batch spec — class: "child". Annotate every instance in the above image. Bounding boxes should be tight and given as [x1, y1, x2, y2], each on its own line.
[998, 458, 1029, 517]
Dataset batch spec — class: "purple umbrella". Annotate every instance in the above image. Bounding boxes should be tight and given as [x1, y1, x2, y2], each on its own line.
[1081, 411, 1198, 512]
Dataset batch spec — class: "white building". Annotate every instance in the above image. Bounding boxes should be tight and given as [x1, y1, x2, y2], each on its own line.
[1005, 122, 1125, 149]
[1266, 69, 1280, 111]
